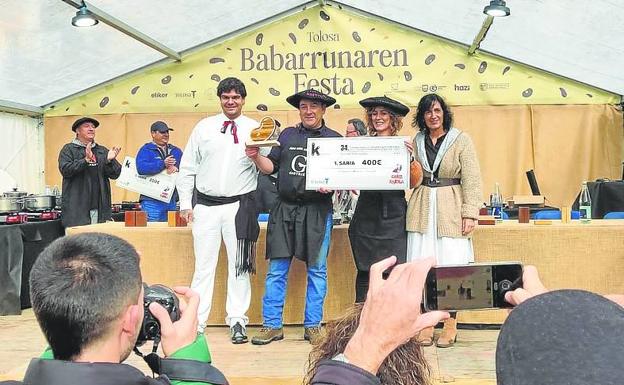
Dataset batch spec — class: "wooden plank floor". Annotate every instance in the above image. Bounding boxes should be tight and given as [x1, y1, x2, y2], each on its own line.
[0, 310, 497, 384]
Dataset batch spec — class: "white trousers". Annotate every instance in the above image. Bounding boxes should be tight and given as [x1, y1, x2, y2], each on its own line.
[191, 202, 250, 329]
[407, 188, 474, 266]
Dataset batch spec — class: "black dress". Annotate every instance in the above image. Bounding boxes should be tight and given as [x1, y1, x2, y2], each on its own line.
[348, 190, 407, 301]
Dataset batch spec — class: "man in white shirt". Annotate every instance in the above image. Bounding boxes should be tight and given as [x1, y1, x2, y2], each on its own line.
[177, 77, 261, 344]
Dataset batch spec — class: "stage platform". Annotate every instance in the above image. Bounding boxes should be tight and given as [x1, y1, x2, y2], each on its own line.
[66, 219, 624, 325]
[0, 309, 497, 385]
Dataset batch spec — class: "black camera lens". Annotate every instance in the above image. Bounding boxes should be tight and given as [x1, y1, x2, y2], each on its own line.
[145, 321, 160, 339]
[500, 279, 512, 292]
[136, 283, 180, 346]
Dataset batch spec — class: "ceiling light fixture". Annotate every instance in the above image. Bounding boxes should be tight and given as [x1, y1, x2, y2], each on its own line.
[483, 0, 510, 17]
[71, 3, 98, 27]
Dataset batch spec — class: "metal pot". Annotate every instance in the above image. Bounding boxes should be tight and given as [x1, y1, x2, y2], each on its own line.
[3, 189, 27, 199]
[0, 196, 23, 213]
[23, 195, 56, 211]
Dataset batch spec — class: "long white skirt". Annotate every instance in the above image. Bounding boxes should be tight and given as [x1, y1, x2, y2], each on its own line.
[407, 188, 474, 266]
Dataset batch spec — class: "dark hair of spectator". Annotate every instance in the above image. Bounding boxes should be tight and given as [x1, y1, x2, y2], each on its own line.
[413, 93, 453, 133]
[364, 107, 403, 136]
[29, 233, 142, 360]
[304, 303, 432, 385]
[347, 118, 367, 136]
[217, 77, 247, 98]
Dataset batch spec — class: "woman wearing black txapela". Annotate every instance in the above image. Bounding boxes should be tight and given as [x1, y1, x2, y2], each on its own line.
[348, 96, 410, 303]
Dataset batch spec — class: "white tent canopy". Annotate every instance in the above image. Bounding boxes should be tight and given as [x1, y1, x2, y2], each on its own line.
[1, 0, 623, 111]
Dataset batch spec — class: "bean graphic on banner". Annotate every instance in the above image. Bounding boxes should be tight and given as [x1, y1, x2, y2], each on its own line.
[425, 54, 436, 65]
[257, 104, 268, 111]
[478, 61, 488, 74]
[211, 74, 221, 82]
[319, 10, 330, 21]
[352, 31, 361, 42]
[256, 33, 263, 46]
[289, 33, 297, 44]
[404, 71, 413, 81]
[559, 88, 568, 97]
[209, 57, 224, 64]
[269, 88, 281, 96]
[361, 82, 371, 93]
[131, 86, 140, 95]
[161, 75, 171, 84]
[99, 97, 109, 108]
[522, 88, 533, 97]
[298, 18, 309, 29]
[454, 63, 466, 70]
[502, 66, 511, 75]
[251, 78, 259, 85]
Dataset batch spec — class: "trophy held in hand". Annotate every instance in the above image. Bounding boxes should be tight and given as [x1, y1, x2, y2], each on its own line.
[246, 116, 281, 147]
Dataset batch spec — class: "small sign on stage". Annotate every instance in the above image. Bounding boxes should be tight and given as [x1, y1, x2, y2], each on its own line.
[305, 136, 410, 190]
[116, 156, 177, 203]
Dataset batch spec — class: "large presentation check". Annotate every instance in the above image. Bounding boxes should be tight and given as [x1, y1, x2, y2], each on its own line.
[116, 156, 177, 203]
[305, 136, 410, 190]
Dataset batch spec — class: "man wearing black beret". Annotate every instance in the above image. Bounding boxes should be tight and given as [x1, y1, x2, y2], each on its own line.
[58, 117, 122, 227]
[246, 89, 341, 345]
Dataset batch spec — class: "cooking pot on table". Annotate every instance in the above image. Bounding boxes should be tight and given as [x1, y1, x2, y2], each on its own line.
[3, 188, 28, 199]
[23, 195, 56, 211]
[0, 196, 23, 212]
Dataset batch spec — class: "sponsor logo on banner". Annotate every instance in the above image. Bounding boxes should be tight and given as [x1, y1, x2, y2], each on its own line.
[174, 90, 197, 98]
[421, 84, 447, 93]
[479, 83, 510, 91]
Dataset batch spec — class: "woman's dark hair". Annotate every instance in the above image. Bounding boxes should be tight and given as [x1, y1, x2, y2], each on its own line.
[217, 77, 247, 98]
[304, 304, 432, 385]
[29, 233, 142, 360]
[347, 118, 367, 136]
[413, 93, 453, 133]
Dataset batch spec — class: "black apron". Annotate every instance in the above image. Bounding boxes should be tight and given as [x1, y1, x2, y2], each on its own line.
[348, 190, 407, 271]
[266, 199, 332, 264]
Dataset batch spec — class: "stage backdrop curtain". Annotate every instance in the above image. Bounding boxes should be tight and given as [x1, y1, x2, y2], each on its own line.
[43, 104, 623, 208]
[0, 112, 44, 194]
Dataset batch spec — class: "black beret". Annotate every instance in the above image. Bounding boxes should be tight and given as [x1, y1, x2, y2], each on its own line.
[71, 117, 100, 132]
[496, 290, 624, 385]
[359, 96, 410, 117]
[286, 89, 336, 108]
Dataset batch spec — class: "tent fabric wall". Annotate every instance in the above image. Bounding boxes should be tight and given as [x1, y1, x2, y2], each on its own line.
[0, 112, 44, 194]
[43, 104, 623, 209]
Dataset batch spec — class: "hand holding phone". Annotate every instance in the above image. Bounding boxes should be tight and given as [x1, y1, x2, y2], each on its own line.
[424, 262, 523, 311]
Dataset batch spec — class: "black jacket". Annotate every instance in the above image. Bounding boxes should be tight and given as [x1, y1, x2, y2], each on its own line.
[58, 142, 121, 227]
[310, 360, 381, 385]
[267, 123, 341, 204]
[3, 358, 169, 385]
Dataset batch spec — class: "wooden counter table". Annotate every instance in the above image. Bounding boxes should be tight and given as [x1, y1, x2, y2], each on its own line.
[67, 219, 624, 325]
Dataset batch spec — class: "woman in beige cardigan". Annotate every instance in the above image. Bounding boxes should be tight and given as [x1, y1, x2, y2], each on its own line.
[406, 93, 482, 347]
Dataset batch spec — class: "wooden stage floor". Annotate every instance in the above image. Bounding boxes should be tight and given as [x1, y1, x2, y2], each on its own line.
[0, 309, 497, 385]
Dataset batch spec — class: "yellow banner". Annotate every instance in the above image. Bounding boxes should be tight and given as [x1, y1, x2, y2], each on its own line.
[45, 5, 618, 116]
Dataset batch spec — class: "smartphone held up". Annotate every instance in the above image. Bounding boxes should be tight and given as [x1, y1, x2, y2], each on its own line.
[424, 262, 523, 311]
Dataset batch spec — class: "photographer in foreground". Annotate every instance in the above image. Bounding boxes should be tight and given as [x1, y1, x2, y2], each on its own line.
[2, 233, 226, 385]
